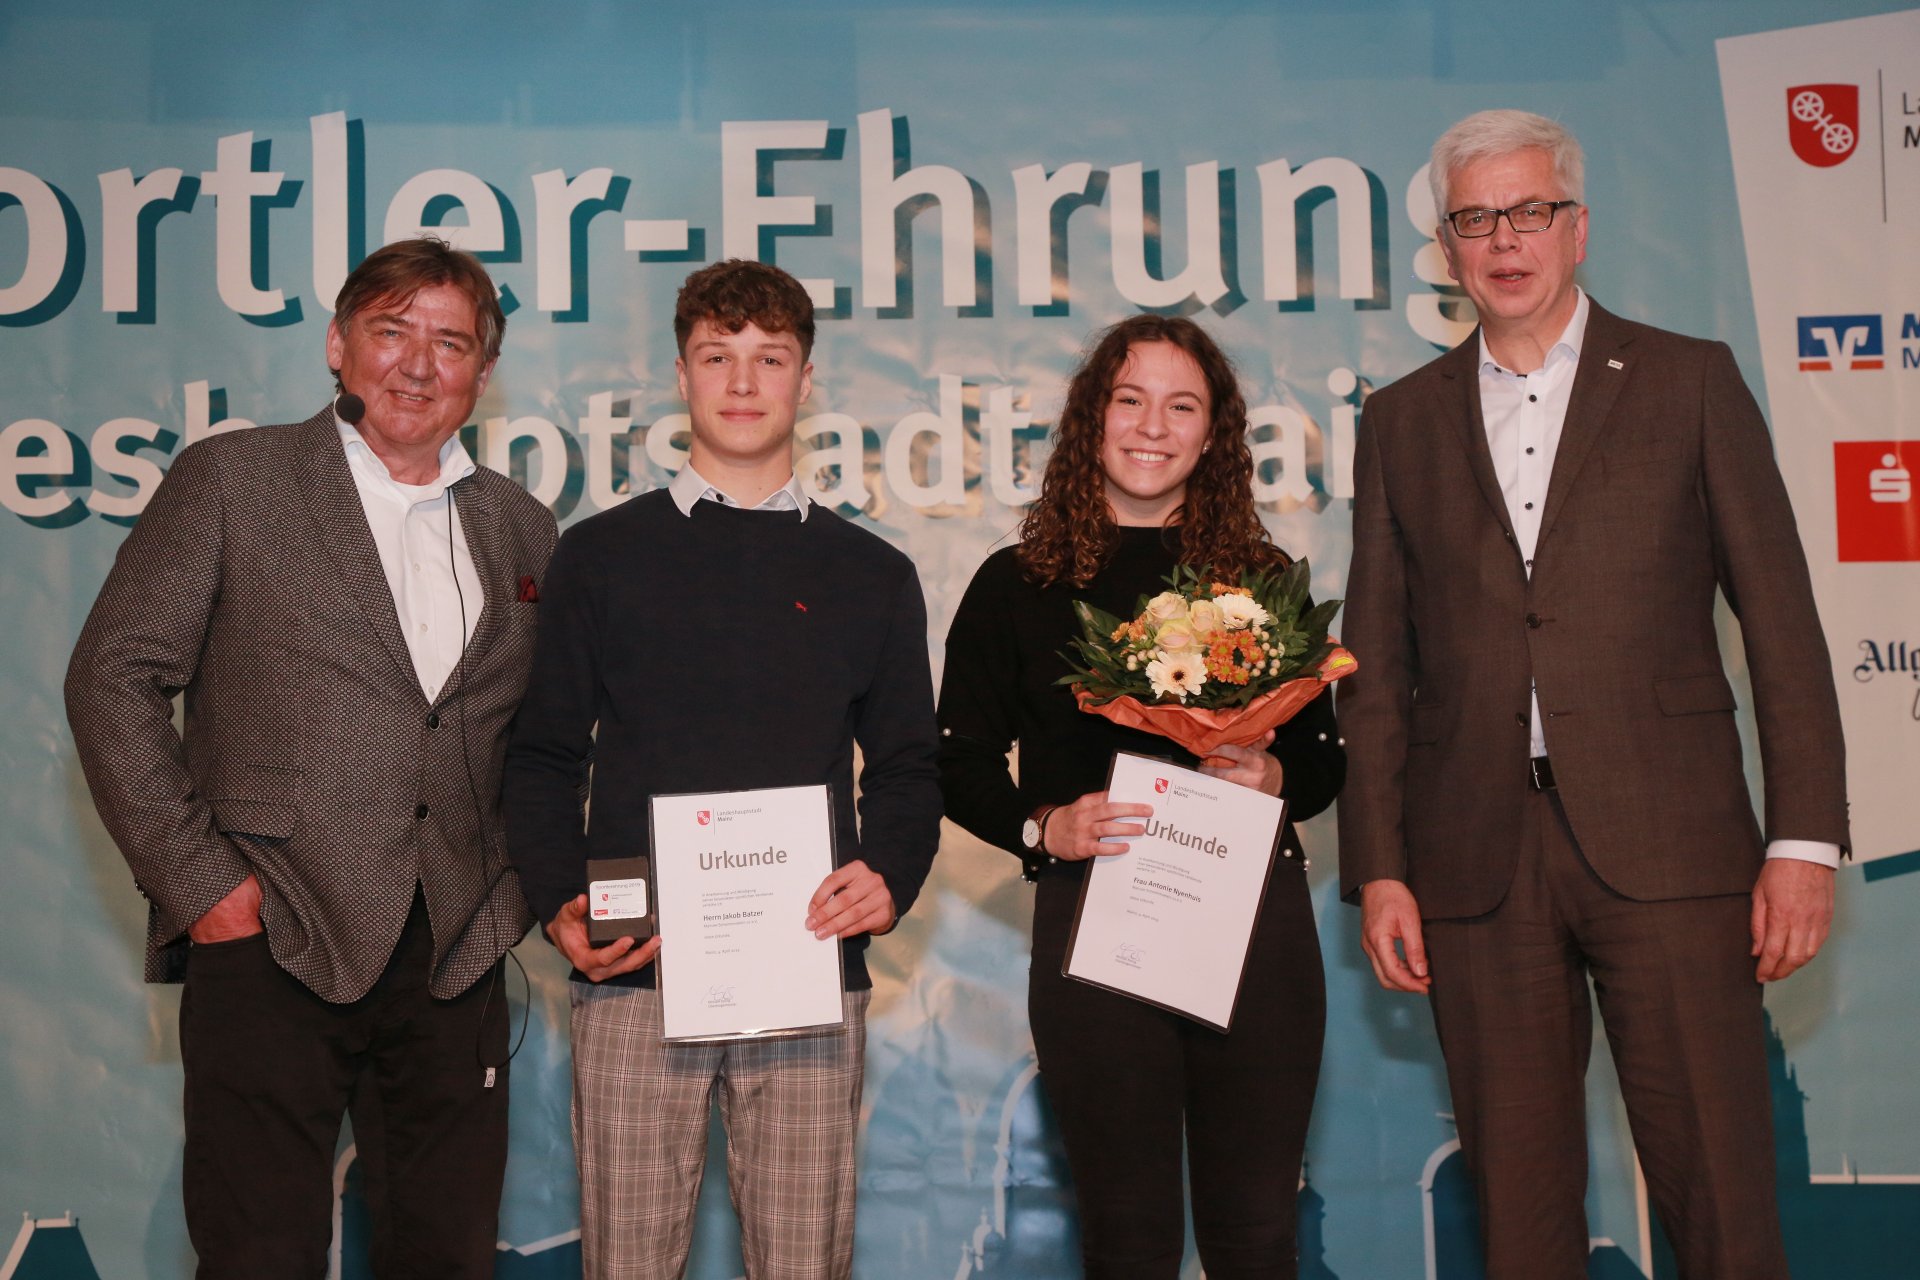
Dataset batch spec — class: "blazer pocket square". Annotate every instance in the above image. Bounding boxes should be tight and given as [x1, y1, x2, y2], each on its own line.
[517, 574, 540, 604]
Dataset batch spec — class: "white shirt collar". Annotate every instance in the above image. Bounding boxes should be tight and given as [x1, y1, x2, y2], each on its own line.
[1478, 287, 1590, 377]
[336, 408, 476, 500]
[667, 463, 810, 521]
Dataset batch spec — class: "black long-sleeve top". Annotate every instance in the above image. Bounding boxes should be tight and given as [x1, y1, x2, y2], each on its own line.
[503, 491, 942, 991]
[937, 526, 1345, 882]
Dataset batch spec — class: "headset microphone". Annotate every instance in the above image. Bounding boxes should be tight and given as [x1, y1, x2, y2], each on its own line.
[336, 393, 367, 425]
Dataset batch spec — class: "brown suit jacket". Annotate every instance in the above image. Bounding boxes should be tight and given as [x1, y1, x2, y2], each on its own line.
[66, 408, 558, 1001]
[1337, 301, 1848, 919]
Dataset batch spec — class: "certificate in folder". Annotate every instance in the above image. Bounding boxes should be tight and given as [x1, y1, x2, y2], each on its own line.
[649, 783, 846, 1042]
[1063, 751, 1285, 1031]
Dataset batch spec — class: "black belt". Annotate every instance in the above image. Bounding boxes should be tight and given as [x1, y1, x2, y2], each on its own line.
[1528, 755, 1557, 790]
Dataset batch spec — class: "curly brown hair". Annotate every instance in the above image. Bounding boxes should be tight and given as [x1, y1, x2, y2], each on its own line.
[1017, 314, 1287, 587]
[673, 258, 816, 359]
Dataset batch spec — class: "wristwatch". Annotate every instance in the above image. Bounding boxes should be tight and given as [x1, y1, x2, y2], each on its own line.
[1021, 804, 1058, 853]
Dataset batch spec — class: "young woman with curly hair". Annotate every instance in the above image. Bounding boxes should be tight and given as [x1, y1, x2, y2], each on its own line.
[937, 314, 1344, 1279]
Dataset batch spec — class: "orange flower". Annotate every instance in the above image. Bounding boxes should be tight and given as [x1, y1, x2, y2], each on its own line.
[1203, 633, 1264, 685]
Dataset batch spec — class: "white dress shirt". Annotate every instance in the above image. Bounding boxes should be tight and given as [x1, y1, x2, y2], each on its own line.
[1477, 293, 1837, 868]
[1480, 290, 1587, 760]
[667, 463, 811, 520]
[337, 416, 484, 702]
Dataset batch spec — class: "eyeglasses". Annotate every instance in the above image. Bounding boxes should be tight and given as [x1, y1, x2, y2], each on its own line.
[1444, 200, 1580, 238]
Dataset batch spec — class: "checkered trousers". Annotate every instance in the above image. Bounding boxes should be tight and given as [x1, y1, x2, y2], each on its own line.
[569, 984, 871, 1279]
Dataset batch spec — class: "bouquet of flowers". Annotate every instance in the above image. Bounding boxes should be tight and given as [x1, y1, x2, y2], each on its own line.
[1057, 560, 1357, 761]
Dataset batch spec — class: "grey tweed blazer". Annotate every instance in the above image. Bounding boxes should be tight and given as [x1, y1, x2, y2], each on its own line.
[1337, 301, 1849, 918]
[66, 408, 558, 1002]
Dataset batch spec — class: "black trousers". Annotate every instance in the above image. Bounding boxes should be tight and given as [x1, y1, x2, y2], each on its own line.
[1423, 788, 1786, 1280]
[1028, 853, 1325, 1280]
[178, 892, 510, 1279]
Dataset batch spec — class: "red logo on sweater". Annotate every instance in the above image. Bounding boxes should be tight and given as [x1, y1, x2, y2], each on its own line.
[794, 601, 808, 612]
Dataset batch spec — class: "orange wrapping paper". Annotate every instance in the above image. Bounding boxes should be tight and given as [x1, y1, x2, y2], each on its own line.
[1074, 646, 1357, 763]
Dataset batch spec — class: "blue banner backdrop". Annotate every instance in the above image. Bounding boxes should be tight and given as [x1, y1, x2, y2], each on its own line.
[3, 3, 1916, 1277]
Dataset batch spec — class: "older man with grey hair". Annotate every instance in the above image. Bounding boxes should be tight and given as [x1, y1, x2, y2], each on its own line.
[1338, 109, 1846, 1279]
[68, 238, 556, 1278]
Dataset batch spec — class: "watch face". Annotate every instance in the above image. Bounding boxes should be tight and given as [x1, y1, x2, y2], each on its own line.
[1021, 818, 1042, 849]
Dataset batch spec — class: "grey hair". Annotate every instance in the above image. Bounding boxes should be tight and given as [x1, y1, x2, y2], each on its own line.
[1429, 110, 1585, 227]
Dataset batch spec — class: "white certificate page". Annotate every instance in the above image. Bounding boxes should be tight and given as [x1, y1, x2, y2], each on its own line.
[650, 784, 845, 1041]
[1064, 752, 1285, 1030]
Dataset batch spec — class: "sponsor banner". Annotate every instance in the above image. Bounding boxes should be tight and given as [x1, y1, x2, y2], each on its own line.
[3, 5, 1917, 1280]
[1720, 9, 1920, 864]
[1834, 441, 1920, 561]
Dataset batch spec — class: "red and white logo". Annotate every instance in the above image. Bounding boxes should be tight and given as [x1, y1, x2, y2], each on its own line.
[1788, 85, 1859, 167]
[1154, 778, 1170, 794]
[696, 809, 711, 826]
[1834, 442, 1919, 562]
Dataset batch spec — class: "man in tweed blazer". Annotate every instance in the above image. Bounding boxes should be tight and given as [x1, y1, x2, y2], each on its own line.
[66, 239, 556, 1278]
[1338, 113, 1848, 1279]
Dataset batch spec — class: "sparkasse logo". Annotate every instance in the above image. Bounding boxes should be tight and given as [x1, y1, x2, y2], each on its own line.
[1834, 441, 1919, 562]
[1798, 314, 1884, 371]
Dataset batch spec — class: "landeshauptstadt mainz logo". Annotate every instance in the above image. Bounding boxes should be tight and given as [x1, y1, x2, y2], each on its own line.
[1788, 84, 1861, 166]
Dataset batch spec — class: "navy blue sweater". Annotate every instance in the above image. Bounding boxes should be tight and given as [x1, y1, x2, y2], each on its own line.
[503, 490, 942, 990]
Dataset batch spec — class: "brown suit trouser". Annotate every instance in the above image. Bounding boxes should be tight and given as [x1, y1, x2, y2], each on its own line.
[1424, 787, 1787, 1280]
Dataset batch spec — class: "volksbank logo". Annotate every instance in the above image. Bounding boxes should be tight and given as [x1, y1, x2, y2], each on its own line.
[1798, 314, 1884, 370]
[1797, 313, 1920, 371]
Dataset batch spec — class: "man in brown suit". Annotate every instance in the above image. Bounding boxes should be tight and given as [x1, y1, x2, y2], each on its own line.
[1338, 111, 1848, 1279]
[66, 239, 556, 1277]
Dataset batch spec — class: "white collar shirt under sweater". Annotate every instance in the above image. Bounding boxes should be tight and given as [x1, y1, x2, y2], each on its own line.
[668, 462, 810, 520]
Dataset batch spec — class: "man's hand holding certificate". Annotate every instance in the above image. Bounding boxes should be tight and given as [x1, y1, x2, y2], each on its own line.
[651, 784, 847, 1041]
[1065, 752, 1285, 1030]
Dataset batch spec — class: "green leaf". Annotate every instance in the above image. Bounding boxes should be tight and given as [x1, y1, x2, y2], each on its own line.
[1073, 599, 1127, 644]
[1299, 597, 1342, 635]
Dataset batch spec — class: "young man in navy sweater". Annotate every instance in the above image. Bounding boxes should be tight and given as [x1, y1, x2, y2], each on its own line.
[504, 260, 941, 1279]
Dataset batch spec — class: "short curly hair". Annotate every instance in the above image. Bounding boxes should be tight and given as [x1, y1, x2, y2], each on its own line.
[673, 259, 816, 359]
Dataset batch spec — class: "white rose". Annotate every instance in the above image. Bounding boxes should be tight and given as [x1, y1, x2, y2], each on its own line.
[1154, 620, 1198, 653]
[1145, 592, 1189, 624]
